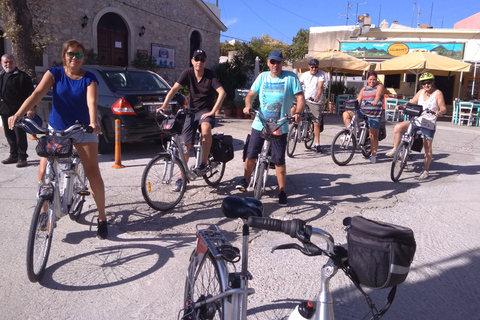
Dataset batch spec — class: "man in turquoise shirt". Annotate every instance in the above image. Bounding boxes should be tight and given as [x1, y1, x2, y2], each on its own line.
[236, 50, 305, 206]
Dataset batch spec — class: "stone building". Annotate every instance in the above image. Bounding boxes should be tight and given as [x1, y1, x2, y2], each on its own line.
[1, 0, 226, 84]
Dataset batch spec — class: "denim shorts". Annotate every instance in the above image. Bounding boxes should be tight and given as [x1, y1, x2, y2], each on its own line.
[48, 125, 98, 144]
[356, 110, 381, 130]
[413, 124, 435, 140]
[246, 128, 287, 165]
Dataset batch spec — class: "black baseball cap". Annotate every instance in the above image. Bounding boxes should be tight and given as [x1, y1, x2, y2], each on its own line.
[192, 49, 207, 59]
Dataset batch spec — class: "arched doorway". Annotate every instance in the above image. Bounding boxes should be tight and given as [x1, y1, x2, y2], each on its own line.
[97, 13, 128, 66]
[189, 31, 202, 65]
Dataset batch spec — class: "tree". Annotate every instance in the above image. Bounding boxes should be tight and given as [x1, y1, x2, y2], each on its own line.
[286, 28, 309, 62]
[0, 0, 36, 82]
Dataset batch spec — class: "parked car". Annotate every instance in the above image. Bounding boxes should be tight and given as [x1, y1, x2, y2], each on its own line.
[36, 65, 187, 153]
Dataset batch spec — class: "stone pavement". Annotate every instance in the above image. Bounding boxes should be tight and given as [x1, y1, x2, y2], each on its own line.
[0, 115, 479, 319]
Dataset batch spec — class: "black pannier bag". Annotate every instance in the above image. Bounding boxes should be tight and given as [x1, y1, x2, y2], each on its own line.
[345, 99, 360, 110]
[412, 131, 424, 152]
[261, 122, 283, 141]
[36, 135, 73, 158]
[345, 216, 416, 289]
[211, 134, 234, 163]
[378, 121, 387, 141]
[404, 103, 423, 117]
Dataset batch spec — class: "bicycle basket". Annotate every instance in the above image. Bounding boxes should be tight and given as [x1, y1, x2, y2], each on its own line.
[36, 135, 73, 158]
[404, 103, 423, 117]
[345, 216, 416, 289]
[261, 122, 283, 141]
[159, 116, 184, 135]
[345, 99, 360, 110]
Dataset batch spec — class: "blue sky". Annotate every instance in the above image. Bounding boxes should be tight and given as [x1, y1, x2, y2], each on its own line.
[209, 0, 480, 44]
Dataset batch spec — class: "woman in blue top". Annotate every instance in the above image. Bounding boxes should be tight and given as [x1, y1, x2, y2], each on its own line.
[8, 39, 108, 239]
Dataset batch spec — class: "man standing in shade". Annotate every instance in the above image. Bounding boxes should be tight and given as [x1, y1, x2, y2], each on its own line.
[299, 58, 325, 153]
[236, 50, 305, 206]
[0, 54, 34, 167]
[161, 49, 226, 190]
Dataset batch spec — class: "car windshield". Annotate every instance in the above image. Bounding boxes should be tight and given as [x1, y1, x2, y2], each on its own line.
[104, 70, 170, 91]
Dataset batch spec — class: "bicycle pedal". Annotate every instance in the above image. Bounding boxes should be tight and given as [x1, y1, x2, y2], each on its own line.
[78, 190, 90, 196]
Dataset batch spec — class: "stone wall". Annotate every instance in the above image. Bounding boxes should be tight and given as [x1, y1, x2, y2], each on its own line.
[35, 0, 222, 84]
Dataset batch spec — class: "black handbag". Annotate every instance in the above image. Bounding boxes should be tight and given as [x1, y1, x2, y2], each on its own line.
[345, 216, 416, 289]
[36, 135, 73, 158]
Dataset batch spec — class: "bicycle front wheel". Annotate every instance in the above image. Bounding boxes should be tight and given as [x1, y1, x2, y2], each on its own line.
[331, 129, 356, 166]
[141, 154, 187, 211]
[304, 121, 315, 149]
[203, 157, 226, 186]
[391, 141, 409, 182]
[69, 157, 87, 221]
[253, 161, 267, 200]
[286, 125, 298, 158]
[26, 197, 54, 282]
[184, 251, 225, 320]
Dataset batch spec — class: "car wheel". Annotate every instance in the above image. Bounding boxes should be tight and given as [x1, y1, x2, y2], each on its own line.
[98, 133, 111, 154]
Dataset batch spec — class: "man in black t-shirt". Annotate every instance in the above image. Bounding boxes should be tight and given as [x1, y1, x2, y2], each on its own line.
[161, 49, 226, 179]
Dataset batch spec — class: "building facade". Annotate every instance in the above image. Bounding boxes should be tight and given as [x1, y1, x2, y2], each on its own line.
[307, 18, 480, 107]
[1, 0, 226, 84]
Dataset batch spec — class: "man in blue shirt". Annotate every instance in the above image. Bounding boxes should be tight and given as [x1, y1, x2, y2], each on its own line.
[236, 50, 305, 206]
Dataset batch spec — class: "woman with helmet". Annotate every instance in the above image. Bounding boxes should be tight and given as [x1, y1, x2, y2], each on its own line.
[385, 72, 447, 180]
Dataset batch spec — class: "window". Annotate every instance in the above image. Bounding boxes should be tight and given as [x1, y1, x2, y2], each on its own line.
[384, 74, 401, 88]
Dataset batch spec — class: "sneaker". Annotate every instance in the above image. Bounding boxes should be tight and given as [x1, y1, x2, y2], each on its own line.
[385, 148, 396, 158]
[369, 155, 377, 163]
[16, 159, 27, 168]
[236, 178, 248, 192]
[418, 170, 429, 180]
[193, 162, 207, 176]
[278, 191, 288, 206]
[172, 178, 183, 192]
[1, 157, 18, 164]
[97, 219, 108, 240]
[315, 145, 323, 154]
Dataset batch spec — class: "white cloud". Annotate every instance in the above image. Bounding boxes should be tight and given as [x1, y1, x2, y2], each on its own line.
[223, 18, 239, 27]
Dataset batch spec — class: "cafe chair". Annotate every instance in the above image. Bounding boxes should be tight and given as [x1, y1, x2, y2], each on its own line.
[336, 94, 350, 115]
[457, 101, 478, 127]
[385, 98, 398, 121]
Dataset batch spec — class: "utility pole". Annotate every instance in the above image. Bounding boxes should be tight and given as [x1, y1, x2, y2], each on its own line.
[429, 3, 434, 26]
[411, 3, 418, 28]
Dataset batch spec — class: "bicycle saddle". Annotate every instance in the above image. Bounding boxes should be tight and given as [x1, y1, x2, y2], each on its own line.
[222, 196, 263, 219]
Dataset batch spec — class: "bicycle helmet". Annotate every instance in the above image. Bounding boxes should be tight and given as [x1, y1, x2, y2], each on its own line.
[308, 58, 319, 65]
[419, 72, 435, 82]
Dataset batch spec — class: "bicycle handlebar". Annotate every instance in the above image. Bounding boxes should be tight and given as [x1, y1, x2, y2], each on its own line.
[17, 117, 93, 135]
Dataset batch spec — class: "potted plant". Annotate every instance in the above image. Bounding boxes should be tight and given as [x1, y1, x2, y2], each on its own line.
[233, 97, 246, 118]
[223, 101, 235, 118]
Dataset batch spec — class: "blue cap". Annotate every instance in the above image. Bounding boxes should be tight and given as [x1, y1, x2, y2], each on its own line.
[309, 59, 319, 65]
[268, 50, 283, 61]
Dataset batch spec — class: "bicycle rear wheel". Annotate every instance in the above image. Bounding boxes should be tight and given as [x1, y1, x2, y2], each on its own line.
[141, 154, 187, 211]
[69, 157, 87, 221]
[331, 129, 356, 166]
[391, 141, 409, 182]
[183, 251, 225, 320]
[361, 136, 372, 158]
[286, 124, 298, 158]
[304, 121, 315, 149]
[253, 161, 267, 200]
[26, 197, 54, 282]
[203, 157, 226, 186]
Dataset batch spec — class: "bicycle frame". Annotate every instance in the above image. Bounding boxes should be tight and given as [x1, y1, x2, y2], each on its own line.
[347, 113, 368, 148]
[248, 139, 270, 193]
[167, 133, 202, 182]
[183, 222, 254, 320]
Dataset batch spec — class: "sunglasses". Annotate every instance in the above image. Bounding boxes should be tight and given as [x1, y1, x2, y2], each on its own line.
[269, 60, 282, 65]
[67, 52, 84, 59]
[309, 65, 318, 69]
[193, 57, 206, 63]
[421, 80, 433, 85]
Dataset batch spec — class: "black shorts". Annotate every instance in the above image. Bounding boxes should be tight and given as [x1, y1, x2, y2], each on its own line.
[181, 110, 215, 144]
[246, 128, 287, 165]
